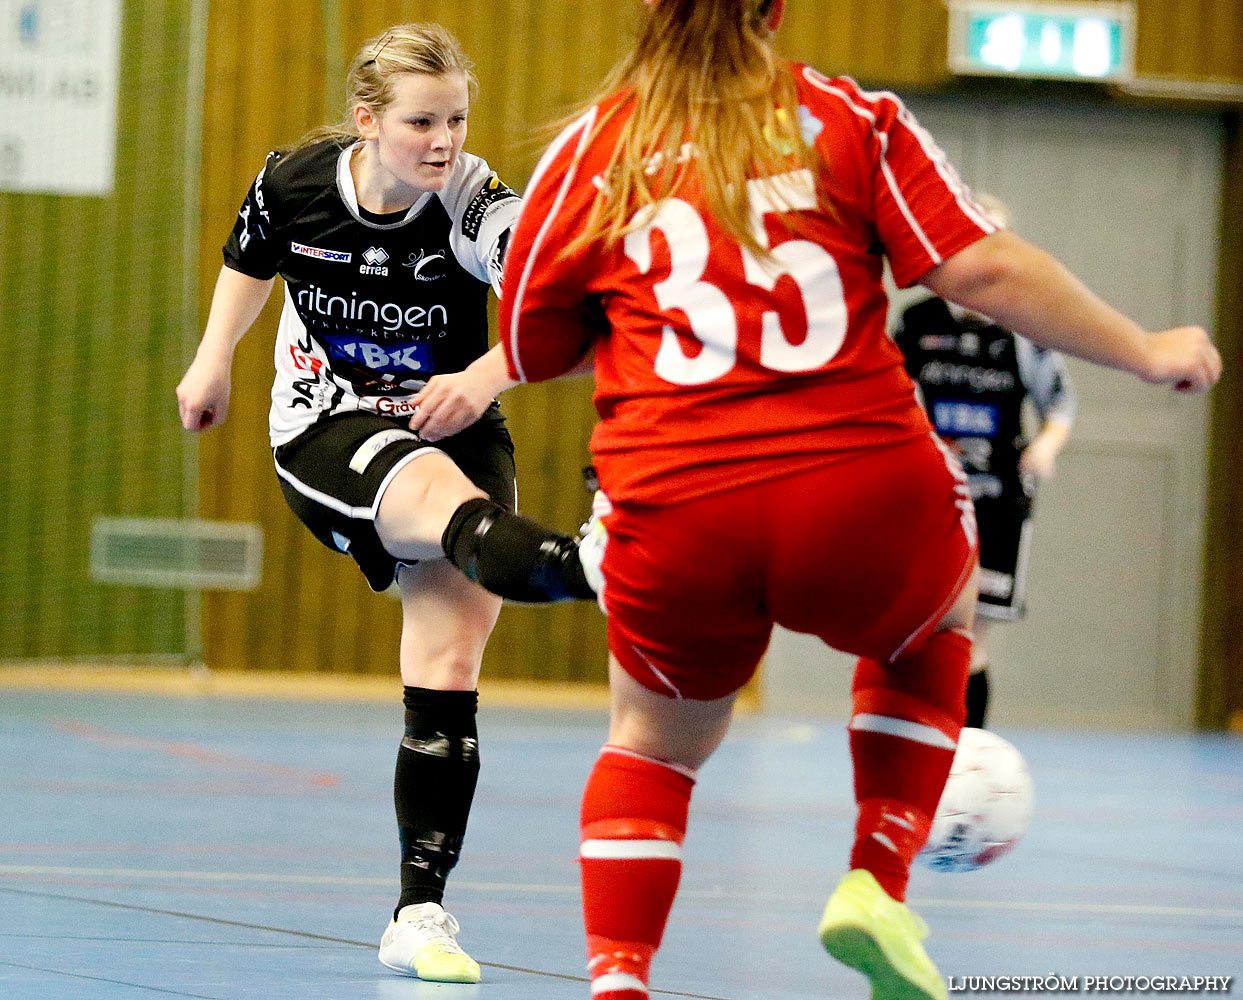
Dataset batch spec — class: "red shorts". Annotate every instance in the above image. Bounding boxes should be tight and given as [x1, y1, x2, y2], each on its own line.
[600, 435, 977, 701]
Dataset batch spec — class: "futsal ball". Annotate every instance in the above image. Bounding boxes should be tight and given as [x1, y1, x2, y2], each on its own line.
[918, 727, 1034, 872]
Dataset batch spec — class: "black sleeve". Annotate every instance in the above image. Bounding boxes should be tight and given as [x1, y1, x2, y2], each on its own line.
[222, 152, 281, 279]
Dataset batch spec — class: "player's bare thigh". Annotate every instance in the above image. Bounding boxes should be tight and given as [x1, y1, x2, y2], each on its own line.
[375, 450, 486, 562]
[605, 654, 739, 772]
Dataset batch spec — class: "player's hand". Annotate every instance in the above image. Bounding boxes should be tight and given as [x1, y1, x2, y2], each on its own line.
[1019, 436, 1059, 480]
[1138, 327, 1222, 392]
[406, 369, 494, 441]
[176, 354, 233, 431]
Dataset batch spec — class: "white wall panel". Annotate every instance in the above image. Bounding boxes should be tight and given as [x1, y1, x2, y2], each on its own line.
[764, 97, 1223, 729]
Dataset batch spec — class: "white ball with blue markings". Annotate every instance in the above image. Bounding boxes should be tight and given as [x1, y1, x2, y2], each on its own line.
[918, 727, 1034, 872]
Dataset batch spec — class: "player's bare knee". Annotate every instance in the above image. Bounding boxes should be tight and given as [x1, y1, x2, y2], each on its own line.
[402, 648, 482, 690]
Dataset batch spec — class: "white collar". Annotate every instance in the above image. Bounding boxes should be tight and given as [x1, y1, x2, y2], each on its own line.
[335, 142, 434, 229]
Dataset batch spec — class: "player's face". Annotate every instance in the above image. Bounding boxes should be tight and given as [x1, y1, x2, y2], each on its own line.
[373, 71, 470, 194]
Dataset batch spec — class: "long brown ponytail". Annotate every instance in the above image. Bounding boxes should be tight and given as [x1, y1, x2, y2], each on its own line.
[569, 0, 821, 259]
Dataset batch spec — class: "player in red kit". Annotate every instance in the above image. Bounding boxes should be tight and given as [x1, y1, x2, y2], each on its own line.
[498, 2, 1222, 998]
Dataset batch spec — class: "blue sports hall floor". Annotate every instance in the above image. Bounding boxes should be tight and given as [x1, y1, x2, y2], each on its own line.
[1, 673, 1240, 999]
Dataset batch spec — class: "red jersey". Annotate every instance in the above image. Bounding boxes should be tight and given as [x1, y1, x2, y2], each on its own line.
[500, 67, 995, 504]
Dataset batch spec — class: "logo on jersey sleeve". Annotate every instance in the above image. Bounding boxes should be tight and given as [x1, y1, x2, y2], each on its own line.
[797, 105, 824, 143]
[323, 335, 432, 375]
[291, 242, 352, 263]
[461, 174, 517, 241]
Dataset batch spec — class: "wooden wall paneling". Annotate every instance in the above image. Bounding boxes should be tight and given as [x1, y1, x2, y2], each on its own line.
[477, 0, 639, 683]
[199, 0, 310, 671]
[195, 0, 410, 674]
[95, 26, 130, 657]
[196, 0, 1235, 682]
[0, 194, 14, 651]
[857, 0, 906, 82]
[67, 196, 111, 653]
[281, 1, 403, 676]
[111, 0, 160, 655]
[1205, 0, 1243, 79]
[4, 205, 41, 658]
[6, 196, 46, 656]
[774, 0, 1243, 89]
[1136, 0, 1184, 75]
[133, 0, 196, 654]
[27, 196, 56, 655]
[23, 196, 52, 653]
[0, 0, 191, 660]
[199, 0, 274, 670]
[879, 0, 936, 84]
[1135, 0, 1243, 80]
[780, 1, 852, 79]
[18, 189, 109, 658]
[275, 3, 346, 675]
[78, 183, 123, 657]
[39, 197, 79, 652]
[779, 0, 951, 88]
[235, 0, 314, 666]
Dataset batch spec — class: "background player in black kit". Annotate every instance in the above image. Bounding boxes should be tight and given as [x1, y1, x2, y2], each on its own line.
[894, 196, 1076, 729]
[176, 23, 595, 984]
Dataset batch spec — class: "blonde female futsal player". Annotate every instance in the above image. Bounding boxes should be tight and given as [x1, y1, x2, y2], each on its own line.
[495, 2, 1221, 998]
[177, 23, 594, 985]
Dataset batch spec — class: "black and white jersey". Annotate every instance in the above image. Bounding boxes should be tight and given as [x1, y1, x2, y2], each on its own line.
[223, 138, 521, 445]
[894, 296, 1076, 501]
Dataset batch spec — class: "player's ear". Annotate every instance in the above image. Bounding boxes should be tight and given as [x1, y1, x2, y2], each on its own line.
[764, 0, 786, 32]
[354, 103, 380, 140]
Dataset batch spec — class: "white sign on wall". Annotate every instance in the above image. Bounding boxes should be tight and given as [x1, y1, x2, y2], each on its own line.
[0, 0, 122, 195]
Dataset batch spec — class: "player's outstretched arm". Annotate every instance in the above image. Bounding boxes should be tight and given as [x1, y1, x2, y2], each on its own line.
[406, 343, 520, 442]
[922, 230, 1222, 392]
[176, 266, 275, 431]
[409, 343, 596, 442]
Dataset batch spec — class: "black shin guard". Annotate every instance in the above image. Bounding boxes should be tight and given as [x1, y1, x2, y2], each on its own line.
[441, 497, 595, 602]
[965, 669, 990, 729]
[394, 686, 481, 914]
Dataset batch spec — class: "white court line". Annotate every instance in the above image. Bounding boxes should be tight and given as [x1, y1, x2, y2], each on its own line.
[2, 865, 1241, 920]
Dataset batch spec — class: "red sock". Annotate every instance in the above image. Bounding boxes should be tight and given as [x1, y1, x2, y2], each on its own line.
[579, 745, 695, 1000]
[849, 628, 970, 900]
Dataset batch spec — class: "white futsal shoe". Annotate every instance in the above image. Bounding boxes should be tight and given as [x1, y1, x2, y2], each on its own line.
[378, 902, 481, 983]
[578, 489, 610, 613]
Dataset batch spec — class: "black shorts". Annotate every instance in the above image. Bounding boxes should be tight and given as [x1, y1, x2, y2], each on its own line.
[273, 409, 516, 592]
[974, 492, 1034, 621]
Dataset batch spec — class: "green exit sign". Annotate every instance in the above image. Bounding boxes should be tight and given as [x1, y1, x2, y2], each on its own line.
[948, 1, 1135, 82]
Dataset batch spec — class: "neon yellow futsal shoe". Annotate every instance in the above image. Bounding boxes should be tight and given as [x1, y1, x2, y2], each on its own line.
[818, 869, 947, 1000]
[378, 902, 482, 983]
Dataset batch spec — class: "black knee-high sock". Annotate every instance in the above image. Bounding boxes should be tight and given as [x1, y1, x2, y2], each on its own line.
[965, 669, 990, 729]
[441, 497, 594, 602]
[394, 686, 480, 916]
